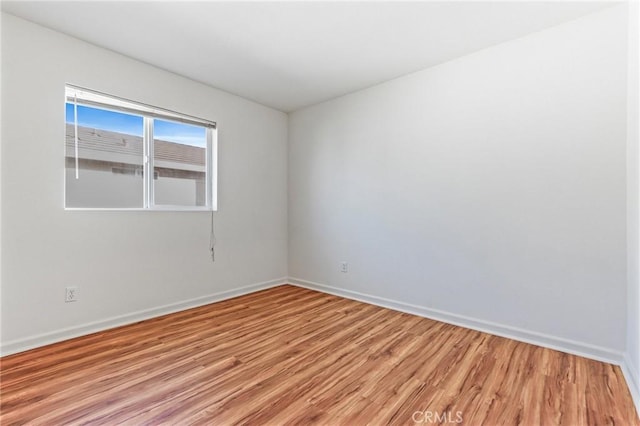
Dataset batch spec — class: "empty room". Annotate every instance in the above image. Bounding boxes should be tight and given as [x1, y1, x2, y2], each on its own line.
[1, 1, 639, 424]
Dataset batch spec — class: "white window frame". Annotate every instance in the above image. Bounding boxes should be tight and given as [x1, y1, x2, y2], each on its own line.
[64, 85, 218, 212]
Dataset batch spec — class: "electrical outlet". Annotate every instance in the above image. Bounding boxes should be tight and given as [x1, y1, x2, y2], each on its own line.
[340, 261, 348, 273]
[65, 286, 78, 302]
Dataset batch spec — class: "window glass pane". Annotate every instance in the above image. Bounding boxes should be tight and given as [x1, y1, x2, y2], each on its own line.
[153, 119, 207, 207]
[65, 104, 144, 208]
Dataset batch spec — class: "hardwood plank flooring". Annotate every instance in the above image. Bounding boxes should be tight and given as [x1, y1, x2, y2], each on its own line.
[1, 285, 637, 425]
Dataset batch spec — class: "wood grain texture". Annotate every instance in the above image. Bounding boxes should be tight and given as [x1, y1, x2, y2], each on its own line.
[1, 285, 637, 425]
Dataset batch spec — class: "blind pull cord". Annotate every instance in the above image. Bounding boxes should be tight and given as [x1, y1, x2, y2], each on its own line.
[74, 94, 79, 179]
[210, 211, 216, 262]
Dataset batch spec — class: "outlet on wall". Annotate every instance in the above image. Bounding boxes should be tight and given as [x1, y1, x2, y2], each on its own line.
[340, 261, 348, 273]
[65, 286, 78, 303]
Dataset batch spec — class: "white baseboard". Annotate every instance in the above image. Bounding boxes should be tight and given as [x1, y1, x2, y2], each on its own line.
[0, 277, 288, 357]
[622, 352, 640, 415]
[289, 277, 624, 365]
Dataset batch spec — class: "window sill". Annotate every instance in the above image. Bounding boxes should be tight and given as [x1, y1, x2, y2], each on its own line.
[64, 207, 216, 212]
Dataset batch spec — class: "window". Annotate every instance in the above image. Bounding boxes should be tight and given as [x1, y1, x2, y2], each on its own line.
[64, 85, 217, 210]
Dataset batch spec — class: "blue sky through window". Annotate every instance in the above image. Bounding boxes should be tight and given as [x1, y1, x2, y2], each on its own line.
[154, 119, 206, 148]
[65, 103, 206, 147]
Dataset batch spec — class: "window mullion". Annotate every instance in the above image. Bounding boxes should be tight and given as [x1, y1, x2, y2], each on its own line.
[143, 117, 155, 209]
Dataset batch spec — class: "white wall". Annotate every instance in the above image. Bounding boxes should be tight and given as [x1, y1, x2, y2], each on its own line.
[1, 13, 288, 353]
[626, 0, 640, 410]
[289, 6, 628, 359]
[0, 15, 3, 349]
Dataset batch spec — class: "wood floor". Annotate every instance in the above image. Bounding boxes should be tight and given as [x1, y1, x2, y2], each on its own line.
[1, 285, 637, 425]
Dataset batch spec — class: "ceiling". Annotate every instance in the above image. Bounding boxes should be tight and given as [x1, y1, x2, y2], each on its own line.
[2, 1, 615, 112]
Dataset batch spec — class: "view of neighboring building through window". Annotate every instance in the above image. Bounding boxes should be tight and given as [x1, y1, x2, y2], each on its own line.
[152, 119, 207, 207]
[64, 86, 216, 210]
[65, 105, 144, 208]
